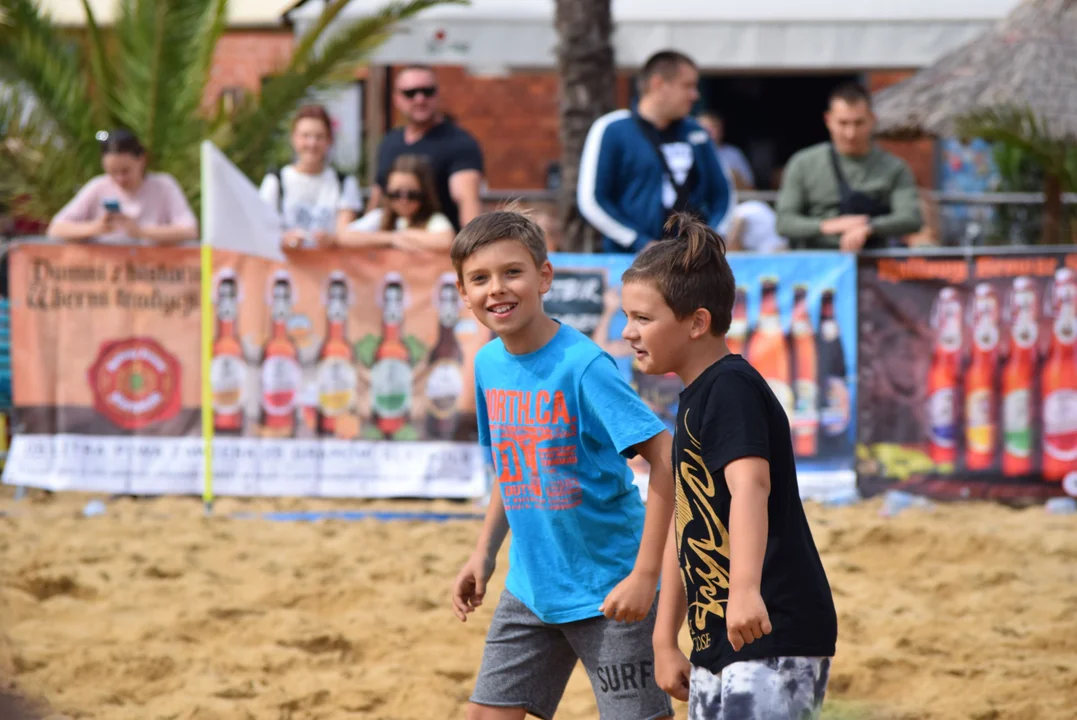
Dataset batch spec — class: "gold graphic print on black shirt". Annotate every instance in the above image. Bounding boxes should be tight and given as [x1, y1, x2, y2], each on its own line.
[676, 409, 731, 653]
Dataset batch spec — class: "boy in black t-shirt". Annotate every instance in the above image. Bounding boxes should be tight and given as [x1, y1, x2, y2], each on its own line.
[619, 213, 838, 719]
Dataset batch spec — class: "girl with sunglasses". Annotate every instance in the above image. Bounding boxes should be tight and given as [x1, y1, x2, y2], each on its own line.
[340, 154, 454, 251]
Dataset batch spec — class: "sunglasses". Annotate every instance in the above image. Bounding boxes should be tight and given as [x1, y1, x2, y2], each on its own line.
[387, 189, 423, 202]
[399, 86, 437, 99]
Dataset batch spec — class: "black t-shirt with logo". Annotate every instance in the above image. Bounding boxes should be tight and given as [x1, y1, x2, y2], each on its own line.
[375, 120, 484, 231]
[673, 353, 837, 673]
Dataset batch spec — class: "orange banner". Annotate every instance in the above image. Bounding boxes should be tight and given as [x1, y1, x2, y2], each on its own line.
[9, 243, 485, 443]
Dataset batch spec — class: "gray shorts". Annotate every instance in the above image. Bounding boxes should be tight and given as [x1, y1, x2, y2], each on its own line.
[688, 657, 831, 720]
[471, 589, 675, 720]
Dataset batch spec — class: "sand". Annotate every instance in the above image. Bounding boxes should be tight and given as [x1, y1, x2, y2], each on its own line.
[1, 490, 1075, 720]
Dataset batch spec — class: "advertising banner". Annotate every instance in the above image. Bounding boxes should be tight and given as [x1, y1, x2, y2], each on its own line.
[2, 243, 858, 500]
[857, 250, 1077, 503]
[2, 243, 486, 497]
[547, 251, 858, 498]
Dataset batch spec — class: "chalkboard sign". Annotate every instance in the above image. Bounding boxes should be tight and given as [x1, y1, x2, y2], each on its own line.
[543, 269, 606, 338]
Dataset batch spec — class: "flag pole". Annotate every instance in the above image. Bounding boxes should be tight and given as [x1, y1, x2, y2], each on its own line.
[199, 141, 216, 516]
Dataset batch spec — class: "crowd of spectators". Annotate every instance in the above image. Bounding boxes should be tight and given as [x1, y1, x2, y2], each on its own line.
[7, 55, 923, 256]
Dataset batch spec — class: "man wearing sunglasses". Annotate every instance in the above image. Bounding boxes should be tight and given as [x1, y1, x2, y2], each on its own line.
[370, 65, 485, 232]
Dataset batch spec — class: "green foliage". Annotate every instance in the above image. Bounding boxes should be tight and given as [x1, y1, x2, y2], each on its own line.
[958, 105, 1077, 244]
[0, 0, 466, 221]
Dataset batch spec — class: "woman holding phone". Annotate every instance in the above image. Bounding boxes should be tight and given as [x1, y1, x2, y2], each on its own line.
[47, 129, 199, 244]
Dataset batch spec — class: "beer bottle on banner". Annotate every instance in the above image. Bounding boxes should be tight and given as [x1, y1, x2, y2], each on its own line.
[789, 285, 819, 457]
[727, 285, 750, 356]
[964, 283, 1001, 472]
[370, 275, 414, 439]
[1002, 277, 1039, 477]
[1041, 268, 1077, 482]
[426, 274, 466, 440]
[926, 287, 963, 470]
[260, 274, 302, 437]
[816, 289, 850, 457]
[747, 277, 794, 421]
[211, 273, 245, 435]
[316, 273, 358, 438]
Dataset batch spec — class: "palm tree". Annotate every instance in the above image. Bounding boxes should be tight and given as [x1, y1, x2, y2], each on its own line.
[0, 0, 464, 221]
[555, 0, 614, 252]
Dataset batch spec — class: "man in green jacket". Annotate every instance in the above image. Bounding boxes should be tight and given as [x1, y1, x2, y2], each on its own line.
[776, 82, 922, 251]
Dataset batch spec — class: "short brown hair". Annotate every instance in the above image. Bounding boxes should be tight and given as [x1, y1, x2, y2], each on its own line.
[621, 213, 736, 336]
[291, 104, 334, 141]
[638, 50, 696, 95]
[451, 208, 548, 278]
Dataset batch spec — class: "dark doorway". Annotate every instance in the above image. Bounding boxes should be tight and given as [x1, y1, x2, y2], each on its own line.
[698, 74, 861, 190]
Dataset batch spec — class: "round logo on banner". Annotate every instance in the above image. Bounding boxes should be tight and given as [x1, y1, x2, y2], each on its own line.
[1063, 471, 1077, 498]
[87, 337, 182, 430]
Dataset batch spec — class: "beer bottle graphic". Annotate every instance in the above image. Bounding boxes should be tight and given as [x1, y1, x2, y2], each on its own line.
[816, 288, 850, 457]
[259, 272, 302, 437]
[926, 287, 963, 471]
[727, 285, 751, 356]
[789, 285, 819, 457]
[747, 277, 793, 421]
[964, 283, 1001, 472]
[316, 272, 358, 438]
[370, 273, 413, 439]
[210, 271, 245, 435]
[1041, 268, 1077, 482]
[425, 273, 465, 440]
[1002, 277, 1039, 477]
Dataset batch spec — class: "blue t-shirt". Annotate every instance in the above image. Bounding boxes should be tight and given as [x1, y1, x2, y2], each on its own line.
[475, 323, 666, 623]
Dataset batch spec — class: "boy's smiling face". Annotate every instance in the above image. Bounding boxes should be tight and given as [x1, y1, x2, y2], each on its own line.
[457, 238, 553, 341]
[621, 280, 701, 376]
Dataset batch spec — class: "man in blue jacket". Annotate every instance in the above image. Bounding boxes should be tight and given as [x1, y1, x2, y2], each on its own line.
[578, 50, 735, 254]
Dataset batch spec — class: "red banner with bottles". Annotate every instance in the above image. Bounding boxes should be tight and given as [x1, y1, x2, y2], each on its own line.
[857, 249, 1077, 503]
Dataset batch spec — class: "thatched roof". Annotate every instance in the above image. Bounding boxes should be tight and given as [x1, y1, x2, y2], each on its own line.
[873, 0, 1077, 140]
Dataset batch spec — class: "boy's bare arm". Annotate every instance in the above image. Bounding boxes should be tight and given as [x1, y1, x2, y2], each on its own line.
[632, 430, 676, 578]
[452, 468, 509, 622]
[475, 471, 510, 562]
[599, 430, 675, 622]
[652, 522, 691, 701]
[653, 522, 686, 648]
[725, 456, 773, 651]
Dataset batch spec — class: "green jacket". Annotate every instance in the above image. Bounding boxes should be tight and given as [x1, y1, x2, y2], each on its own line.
[775, 142, 923, 249]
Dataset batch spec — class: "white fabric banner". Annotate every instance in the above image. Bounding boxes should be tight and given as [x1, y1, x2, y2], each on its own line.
[3, 434, 486, 498]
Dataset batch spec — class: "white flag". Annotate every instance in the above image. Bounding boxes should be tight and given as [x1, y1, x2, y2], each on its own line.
[200, 141, 285, 261]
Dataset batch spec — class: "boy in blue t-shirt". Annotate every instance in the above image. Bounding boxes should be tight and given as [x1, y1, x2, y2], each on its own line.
[450, 211, 676, 720]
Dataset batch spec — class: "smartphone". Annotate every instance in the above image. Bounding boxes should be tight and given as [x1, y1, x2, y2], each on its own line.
[103, 199, 121, 214]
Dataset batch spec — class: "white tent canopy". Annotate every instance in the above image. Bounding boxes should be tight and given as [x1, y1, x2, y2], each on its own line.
[288, 0, 1022, 71]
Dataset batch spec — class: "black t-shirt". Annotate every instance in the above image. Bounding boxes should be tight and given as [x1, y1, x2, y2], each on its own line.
[673, 353, 837, 673]
[375, 120, 484, 231]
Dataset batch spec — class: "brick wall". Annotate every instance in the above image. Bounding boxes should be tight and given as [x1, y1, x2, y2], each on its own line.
[390, 67, 637, 191]
[205, 30, 295, 109]
[866, 69, 936, 189]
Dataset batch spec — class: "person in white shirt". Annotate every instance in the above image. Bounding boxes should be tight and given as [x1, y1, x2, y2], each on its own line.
[340, 154, 454, 252]
[258, 104, 362, 250]
[728, 200, 789, 253]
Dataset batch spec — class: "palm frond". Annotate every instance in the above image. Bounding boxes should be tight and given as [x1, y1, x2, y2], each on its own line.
[227, 0, 466, 178]
[113, 0, 169, 150]
[288, 0, 353, 72]
[79, 0, 114, 131]
[0, 0, 97, 158]
[173, 0, 228, 124]
[958, 105, 1077, 190]
[0, 88, 86, 220]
